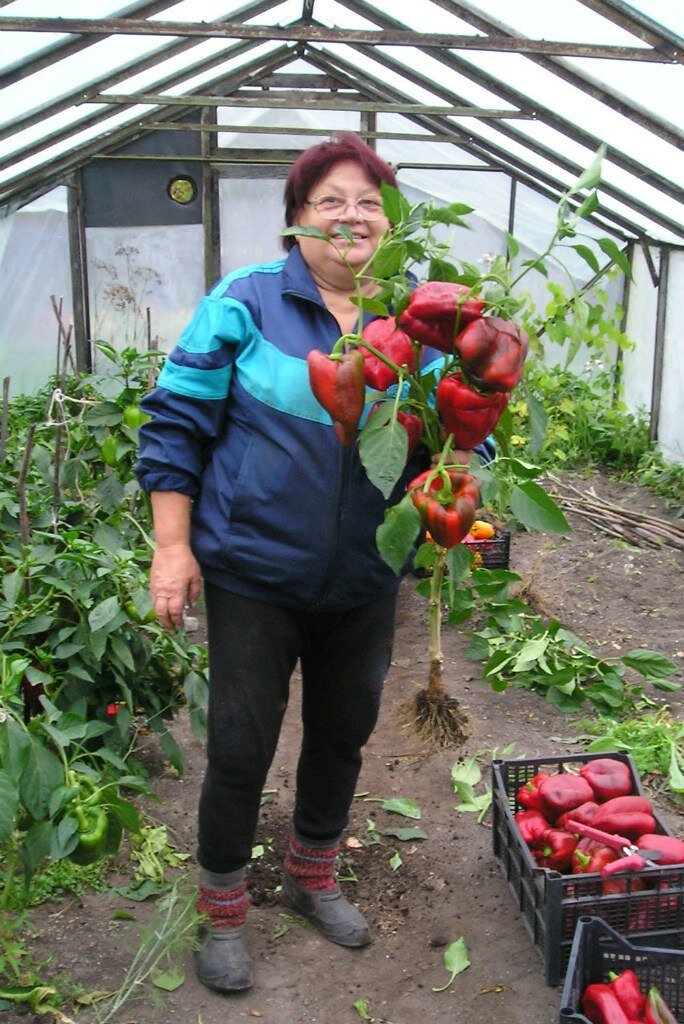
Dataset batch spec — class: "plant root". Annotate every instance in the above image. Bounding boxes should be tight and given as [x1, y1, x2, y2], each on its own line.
[398, 689, 470, 749]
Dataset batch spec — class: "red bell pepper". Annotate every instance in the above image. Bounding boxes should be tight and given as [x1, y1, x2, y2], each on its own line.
[579, 758, 633, 802]
[360, 317, 415, 391]
[557, 801, 600, 830]
[398, 281, 484, 353]
[608, 970, 645, 1020]
[635, 834, 684, 866]
[435, 372, 509, 449]
[537, 774, 595, 821]
[530, 828, 577, 870]
[571, 837, 619, 874]
[513, 808, 549, 844]
[454, 316, 528, 393]
[592, 796, 655, 841]
[516, 772, 550, 812]
[408, 468, 479, 549]
[307, 348, 365, 446]
[644, 987, 678, 1024]
[582, 983, 632, 1024]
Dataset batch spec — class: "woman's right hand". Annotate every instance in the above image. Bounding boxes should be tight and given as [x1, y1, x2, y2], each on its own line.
[150, 543, 202, 630]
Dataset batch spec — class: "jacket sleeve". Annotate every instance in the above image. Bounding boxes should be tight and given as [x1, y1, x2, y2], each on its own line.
[135, 293, 256, 496]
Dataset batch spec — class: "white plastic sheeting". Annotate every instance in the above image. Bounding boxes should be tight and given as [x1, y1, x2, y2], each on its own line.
[0, 188, 72, 398]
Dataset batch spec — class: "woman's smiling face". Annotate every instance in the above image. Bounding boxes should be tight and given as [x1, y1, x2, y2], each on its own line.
[294, 160, 391, 279]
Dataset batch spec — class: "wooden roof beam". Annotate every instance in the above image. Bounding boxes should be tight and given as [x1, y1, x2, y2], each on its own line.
[0, 16, 675, 61]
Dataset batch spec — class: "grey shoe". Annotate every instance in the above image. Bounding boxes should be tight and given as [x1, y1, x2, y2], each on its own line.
[281, 871, 371, 947]
[195, 923, 253, 993]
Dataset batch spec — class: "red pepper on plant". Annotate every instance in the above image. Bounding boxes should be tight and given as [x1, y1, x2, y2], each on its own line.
[307, 348, 365, 446]
[537, 773, 595, 821]
[398, 281, 485, 353]
[360, 317, 415, 391]
[513, 808, 549, 844]
[408, 468, 479, 549]
[454, 316, 528, 393]
[579, 758, 633, 802]
[516, 772, 550, 812]
[435, 372, 509, 449]
[530, 828, 577, 870]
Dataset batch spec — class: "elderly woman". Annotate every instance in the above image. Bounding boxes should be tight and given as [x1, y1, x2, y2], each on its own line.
[136, 134, 431, 993]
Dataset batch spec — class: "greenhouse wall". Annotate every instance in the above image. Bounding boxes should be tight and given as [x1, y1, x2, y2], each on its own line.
[0, 189, 72, 398]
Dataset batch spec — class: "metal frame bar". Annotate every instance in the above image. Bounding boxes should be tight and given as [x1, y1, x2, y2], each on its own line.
[649, 247, 669, 443]
[308, 40, 684, 240]
[337, 0, 684, 199]
[66, 171, 92, 371]
[429, 0, 684, 146]
[0, 16, 675, 60]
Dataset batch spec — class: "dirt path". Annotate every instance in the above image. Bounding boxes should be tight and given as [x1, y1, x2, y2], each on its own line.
[24, 472, 684, 1024]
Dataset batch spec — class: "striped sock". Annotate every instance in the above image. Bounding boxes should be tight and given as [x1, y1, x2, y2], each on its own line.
[284, 835, 339, 891]
[196, 878, 249, 929]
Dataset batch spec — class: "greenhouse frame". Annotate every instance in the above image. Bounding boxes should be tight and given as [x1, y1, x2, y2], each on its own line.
[1, 0, 682, 460]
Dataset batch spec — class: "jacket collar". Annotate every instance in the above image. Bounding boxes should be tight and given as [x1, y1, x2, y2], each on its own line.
[282, 244, 326, 307]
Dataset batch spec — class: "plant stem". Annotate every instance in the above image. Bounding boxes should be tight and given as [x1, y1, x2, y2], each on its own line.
[426, 546, 447, 700]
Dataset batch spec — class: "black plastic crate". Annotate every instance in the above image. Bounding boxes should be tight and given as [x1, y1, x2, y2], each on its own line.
[560, 917, 684, 1023]
[464, 529, 510, 568]
[491, 752, 684, 986]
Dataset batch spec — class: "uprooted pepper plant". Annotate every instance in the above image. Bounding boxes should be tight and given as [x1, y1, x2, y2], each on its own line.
[287, 146, 678, 746]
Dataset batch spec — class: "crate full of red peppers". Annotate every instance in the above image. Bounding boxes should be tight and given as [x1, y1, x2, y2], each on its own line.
[491, 751, 684, 986]
[560, 916, 684, 1023]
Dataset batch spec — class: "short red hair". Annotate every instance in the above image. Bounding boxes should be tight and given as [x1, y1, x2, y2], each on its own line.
[283, 133, 397, 250]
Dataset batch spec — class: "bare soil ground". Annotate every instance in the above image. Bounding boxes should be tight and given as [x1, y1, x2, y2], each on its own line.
[20, 471, 684, 1024]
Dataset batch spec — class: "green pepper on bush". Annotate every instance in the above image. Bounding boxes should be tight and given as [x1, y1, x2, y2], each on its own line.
[69, 805, 109, 865]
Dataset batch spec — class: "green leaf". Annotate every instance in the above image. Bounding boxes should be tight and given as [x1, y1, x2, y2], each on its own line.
[597, 238, 632, 278]
[151, 968, 185, 992]
[389, 852, 402, 871]
[113, 879, 165, 901]
[350, 295, 390, 316]
[509, 480, 570, 533]
[88, 596, 122, 632]
[376, 495, 421, 575]
[373, 240, 406, 279]
[381, 797, 421, 819]
[445, 544, 473, 609]
[359, 408, 408, 499]
[0, 769, 19, 842]
[450, 757, 481, 788]
[380, 826, 427, 841]
[620, 650, 677, 679]
[506, 232, 519, 259]
[2, 569, 24, 608]
[19, 737, 63, 819]
[353, 997, 372, 1021]
[525, 392, 548, 458]
[96, 474, 124, 514]
[380, 181, 411, 224]
[576, 191, 600, 220]
[281, 225, 329, 240]
[572, 244, 601, 275]
[83, 401, 122, 427]
[432, 936, 470, 992]
[568, 145, 606, 195]
[668, 746, 684, 794]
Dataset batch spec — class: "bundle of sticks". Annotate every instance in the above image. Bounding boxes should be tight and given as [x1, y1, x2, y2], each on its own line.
[547, 478, 684, 552]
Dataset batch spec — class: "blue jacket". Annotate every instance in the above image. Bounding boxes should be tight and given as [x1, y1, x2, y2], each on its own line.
[136, 246, 466, 611]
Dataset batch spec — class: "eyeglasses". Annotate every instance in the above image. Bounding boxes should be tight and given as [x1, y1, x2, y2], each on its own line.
[304, 195, 385, 220]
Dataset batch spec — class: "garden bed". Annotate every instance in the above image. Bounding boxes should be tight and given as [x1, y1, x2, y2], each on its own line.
[24, 470, 684, 1024]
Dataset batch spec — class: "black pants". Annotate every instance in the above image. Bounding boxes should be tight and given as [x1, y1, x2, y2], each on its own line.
[197, 583, 398, 874]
